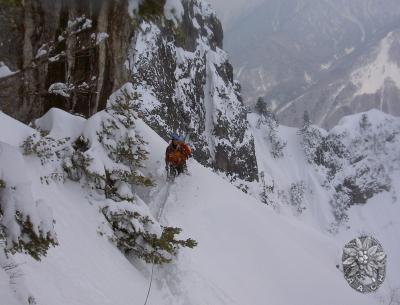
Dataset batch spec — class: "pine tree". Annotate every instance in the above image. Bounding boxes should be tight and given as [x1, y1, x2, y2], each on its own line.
[0, 144, 57, 261]
[359, 113, 371, 131]
[331, 191, 350, 225]
[298, 110, 324, 164]
[255, 97, 271, 117]
[300, 110, 311, 133]
[290, 181, 306, 214]
[265, 116, 286, 158]
[269, 126, 287, 158]
[259, 171, 275, 205]
[63, 86, 153, 200]
[256, 98, 286, 158]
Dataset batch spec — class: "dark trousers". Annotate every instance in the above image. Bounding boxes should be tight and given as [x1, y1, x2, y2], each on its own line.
[166, 163, 186, 178]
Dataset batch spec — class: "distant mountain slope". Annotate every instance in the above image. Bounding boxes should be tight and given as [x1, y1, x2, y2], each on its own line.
[222, 0, 400, 127]
[276, 30, 400, 128]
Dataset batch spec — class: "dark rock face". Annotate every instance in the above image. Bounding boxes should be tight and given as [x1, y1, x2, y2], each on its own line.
[129, 0, 258, 182]
[177, 0, 222, 52]
[0, 0, 132, 123]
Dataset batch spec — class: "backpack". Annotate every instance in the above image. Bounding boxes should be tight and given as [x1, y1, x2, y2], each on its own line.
[166, 142, 191, 166]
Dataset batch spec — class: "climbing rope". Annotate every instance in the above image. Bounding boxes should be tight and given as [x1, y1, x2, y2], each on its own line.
[143, 262, 155, 305]
[142, 180, 173, 305]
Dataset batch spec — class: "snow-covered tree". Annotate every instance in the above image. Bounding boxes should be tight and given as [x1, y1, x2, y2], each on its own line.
[259, 171, 274, 205]
[0, 143, 57, 260]
[290, 181, 306, 214]
[63, 85, 152, 200]
[268, 125, 287, 158]
[301, 110, 311, 133]
[299, 124, 323, 164]
[62, 83, 197, 264]
[256, 99, 286, 158]
[255, 97, 270, 116]
[314, 133, 348, 180]
[21, 132, 71, 166]
[102, 199, 197, 264]
[330, 191, 350, 225]
[359, 113, 371, 131]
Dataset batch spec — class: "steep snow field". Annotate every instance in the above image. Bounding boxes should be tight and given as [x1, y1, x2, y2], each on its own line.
[248, 113, 334, 228]
[139, 118, 377, 305]
[351, 31, 400, 97]
[0, 112, 167, 305]
[248, 110, 400, 302]
[0, 109, 396, 305]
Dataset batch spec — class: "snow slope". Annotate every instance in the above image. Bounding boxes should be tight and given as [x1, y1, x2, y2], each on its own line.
[139, 118, 378, 305]
[248, 110, 400, 302]
[0, 109, 386, 305]
[351, 31, 400, 96]
[248, 113, 335, 228]
[0, 112, 167, 305]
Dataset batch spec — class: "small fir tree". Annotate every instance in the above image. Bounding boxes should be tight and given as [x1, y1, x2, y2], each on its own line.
[0, 144, 57, 261]
[290, 181, 306, 214]
[255, 97, 270, 116]
[259, 171, 275, 205]
[256, 98, 286, 158]
[300, 110, 311, 133]
[298, 110, 324, 164]
[359, 113, 372, 131]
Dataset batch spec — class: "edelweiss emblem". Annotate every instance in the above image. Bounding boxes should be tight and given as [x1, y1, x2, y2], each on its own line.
[342, 236, 386, 293]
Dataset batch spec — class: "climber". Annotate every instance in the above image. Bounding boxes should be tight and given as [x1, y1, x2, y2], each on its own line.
[165, 133, 192, 178]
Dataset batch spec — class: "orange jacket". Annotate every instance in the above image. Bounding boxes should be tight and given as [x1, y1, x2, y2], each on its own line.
[165, 142, 192, 166]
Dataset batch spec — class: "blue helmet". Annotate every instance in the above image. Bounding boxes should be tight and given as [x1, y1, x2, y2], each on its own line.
[171, 133, 183, 141]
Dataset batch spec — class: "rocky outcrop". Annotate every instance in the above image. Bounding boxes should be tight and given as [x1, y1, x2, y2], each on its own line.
[129, 0, 258, 182]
